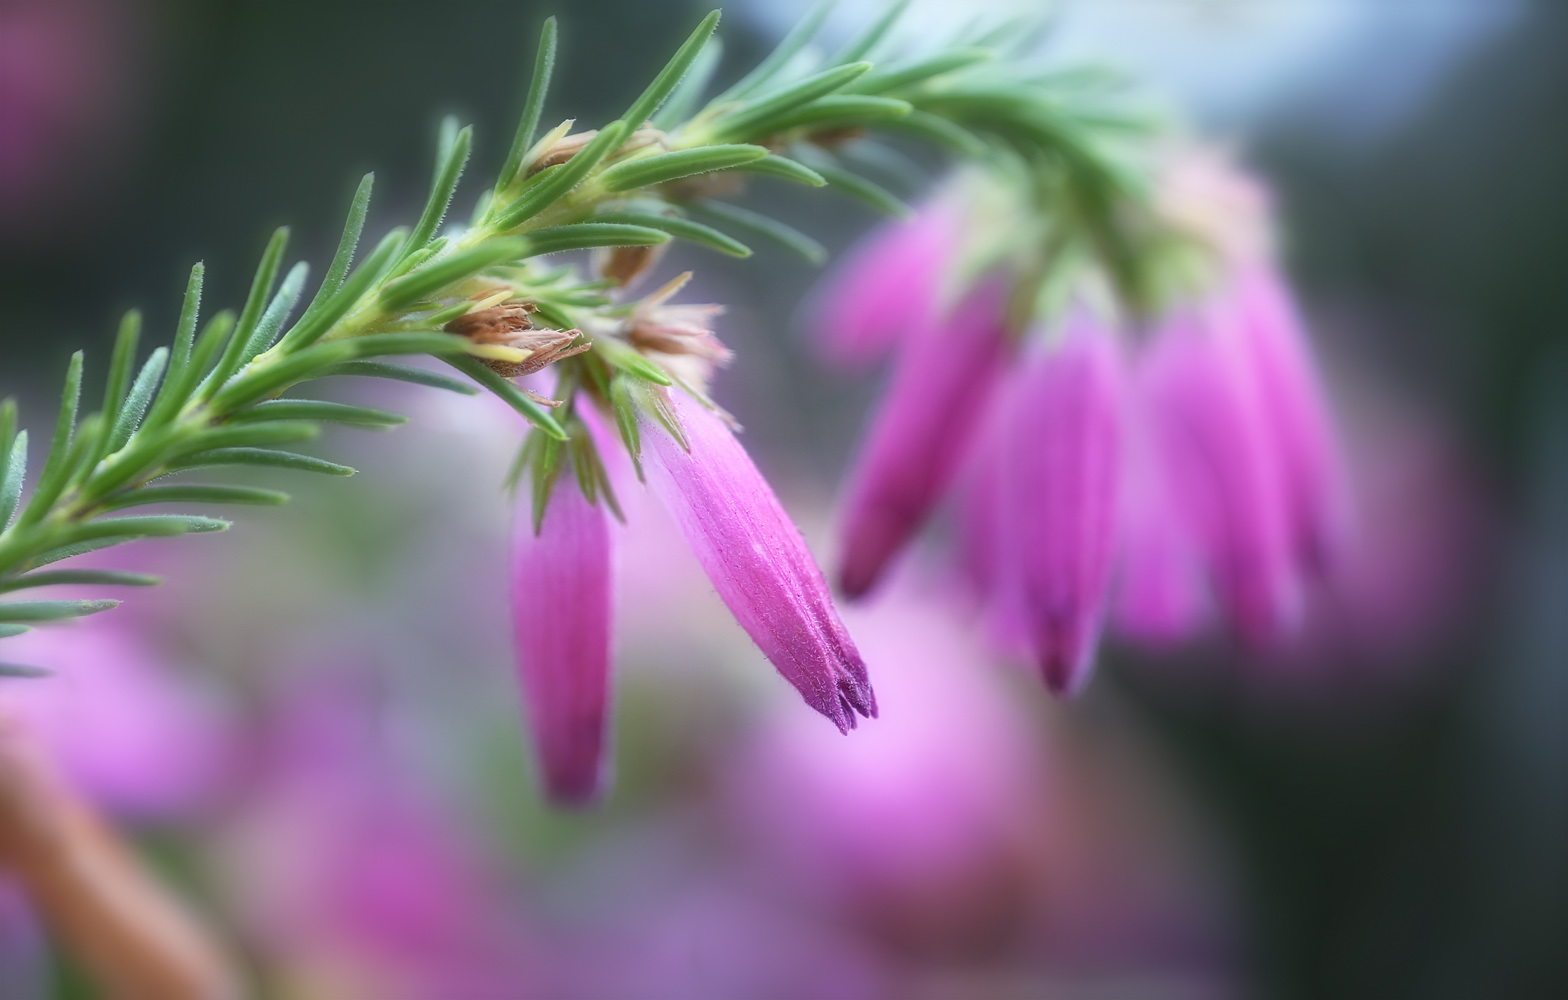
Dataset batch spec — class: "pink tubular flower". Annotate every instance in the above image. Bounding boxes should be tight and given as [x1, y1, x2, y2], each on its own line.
[808, 202, 960, 370]
[511, 473, 614, 804]
[1230, 263, 1347, 572]
[642, 388, 876, 731]
[1139, 308, 1303, 647]
[837, 279, 1011, 598]
[995, 321, 1124, 695]
[1113, 400, 1211, 646]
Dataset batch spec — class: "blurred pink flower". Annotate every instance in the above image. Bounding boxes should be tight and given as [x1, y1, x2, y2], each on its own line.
[642, 388, 876, 732]
[820, 155, 1358, 694]
[837, 278, 1012, 599]
[223, 683, 533, 998]
[511, 470, 615, 804]
[1113, 379, 1212, 644]
[994, 321, 1125, 694]
[1132, 306, 1305, 647]
[0, 621, 224, 818]
[1229, 263, 1348, 572]
[808, 202, 961, 370]
[724, 585, 1237, 985]
[1254, 397, 1488, 684]
[0, 0, 137, 229]
[727, 594, 1042, 903]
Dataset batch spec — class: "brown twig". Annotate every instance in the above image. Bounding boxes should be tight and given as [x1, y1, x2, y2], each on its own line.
[0, 713, 238, 1000]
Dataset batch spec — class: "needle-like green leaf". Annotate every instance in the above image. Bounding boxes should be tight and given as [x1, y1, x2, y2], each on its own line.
[280, 227, 408, 351]
[380, 237, 530, 310]
[165, 448, 355, 477]
[599, 144, 769, 192]
[100, 485, 290, 511]
[317, 361, 478, 395]
[834, 0, 910, 63]
[295, 172, 374, 329]
[235, 260, 310, 366]
[169, 422, 320, 457]
[520, 224, 670, 257]
[229, 399, 406, 429]
[712, 0, 831, 103]
[445, 356, 567, 440]
[0, 570, 161, 592]
[733, 154, 827, 186]
[709, 63, 873, 141]
[498, 17, 559, 190]
[170, 262, 204, 370]
[758, 94, 911, 134]
[106, 348, 168, 454]
[621, 10, 722, 128]
[0, 430, 26, 528]
[592, 212, 751, 257]
[493, 120, 630, 229]
[17, 353, 84, 529]
[652, 35, 723, 130]
[687, 198, 826, 264]
[209, 227, 290, 397]
[0, 600, 120, 623]
[814, 163, 911, 217]
[406, 119, 473, 254]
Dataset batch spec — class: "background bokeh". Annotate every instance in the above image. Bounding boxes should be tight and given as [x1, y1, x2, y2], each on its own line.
[2, 0, 1566, 997]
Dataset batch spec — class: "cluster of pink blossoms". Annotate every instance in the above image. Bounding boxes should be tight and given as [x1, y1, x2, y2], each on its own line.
[511, 385, 875, 803]
[821, 154, 1346, 695]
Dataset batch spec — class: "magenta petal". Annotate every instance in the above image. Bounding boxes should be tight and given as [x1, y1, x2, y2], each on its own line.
[511, 478, 614, 804]
[996, 321, 1124, 695]
[1232, 263, 1348, 572]
[1141, 310, 1303, 646]
[642, 389, 876, 731]
[808, 203, 960, 370]
[836, 280, 1011, 599]
[1113, 388, 1211, 645]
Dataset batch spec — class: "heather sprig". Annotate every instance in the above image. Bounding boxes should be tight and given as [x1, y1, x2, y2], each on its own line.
[0, 5, 1164, 682]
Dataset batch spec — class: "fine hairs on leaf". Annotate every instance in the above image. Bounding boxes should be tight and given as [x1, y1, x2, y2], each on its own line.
[498, 16, 560, 191]
[0, 3, 1163, 654]
[621, 10, 723, 131]
[295, 173, 375, 329]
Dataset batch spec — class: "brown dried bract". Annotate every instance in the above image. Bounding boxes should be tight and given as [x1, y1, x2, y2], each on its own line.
[445, 302, 590, 378]
[626, 272, 731, 364]
[527, 126, 668, 177]
[528, 130, 598, 176]
[595, 242, 668, 289]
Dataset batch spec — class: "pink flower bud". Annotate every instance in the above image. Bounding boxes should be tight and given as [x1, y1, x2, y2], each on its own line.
[836, 279, 1011, 599]
[642, 388, 877, 731]
[1113, 386, 1211, 645]
[808, 203, 960, 370]
[511, 475, 614, 804]
[1139, 309, 1303, 646]
[996, 321, 1125, 695]
[1231, 263, 1348, 572]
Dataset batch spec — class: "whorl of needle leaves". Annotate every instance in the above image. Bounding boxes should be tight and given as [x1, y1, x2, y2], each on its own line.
[0, 2, 1163, 672]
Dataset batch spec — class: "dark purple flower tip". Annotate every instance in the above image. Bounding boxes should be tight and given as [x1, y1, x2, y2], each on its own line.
[996, 319, 1125, 698]
[1036, 612, 1102, 697]
[641, 388, 876, 732]
[511, 473, 615, 805]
